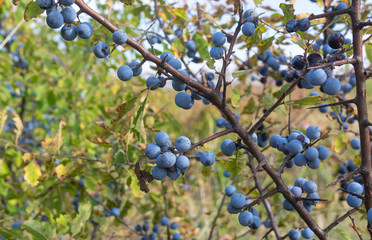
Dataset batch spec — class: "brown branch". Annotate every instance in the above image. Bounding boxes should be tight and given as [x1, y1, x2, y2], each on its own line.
[208, 192, 227, 240]
[321, 168, 361, 191]
[308, 98, 356, 109]
[308, 7, 351, 20]
[349, 216, 363, 240]
[324, 206, 362, 233]
[188, 128, 234, 152]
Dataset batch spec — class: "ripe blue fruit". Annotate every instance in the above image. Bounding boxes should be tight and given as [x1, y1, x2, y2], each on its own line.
[155, 132, 169, 146]
[294, 153, 307, 166]
[216, 118, 226, 128]
[175, 92, 194, 110]
[61, 7, 76, 24]
[276, 138, 288, 151]
[238, 211, 253, 226]
[153, 225, 160, 233]
[305, 192, 320, 205]
[200, 151, 215, 166]
[212, 32, 226, 47]
[283, 199, 294, 211]
[46, 4, 62, 14]
[170, 222, 178, 229]
[59, 0, 75, 6]
[206, 72, 215, 80]
[185, 40, 196, 51]
[286, 19, 298, 33]
[168, 58, 182, 69]
[263, 220, 271, 228]
[342, 83, 352, 93]
[249, 216, 261, 229]
[306, 125, 321, 140]
[38, 0, 53, 9]
[175, 136, 191, 152]
[328, 32, 345, 49]
[231, 193, 246, 209]
[269, 134, 281, 148]
[305, 147, 319, 161]
[225, 185, 236, 196]
[12, 221, 20, 229]
[46, 12, 64, 29]
[227, 202, 241, 214]
[76, 22, 93, 39]
[303, 180, 317, 193]
[61, 25, 77, 41]
[318, 104, 329, 113]
[316, 145, 329, 160]
[335, 2, 347, 10]
[93, 41, 110, 58]
[223, 170, 232, 178]
[267, 57, 280, 70]
[146, 76, 160, 90]
[292, 55, 305, 70]
[258, 66, 269, 76]
[167, 168, 181, 179]
[111, 207, 120, 217]
[301, 79, 315, 89]
[210, 46, 224, 59]
[298, 18, 310, 32]
[291, 186, 302, 197]
[347, 182, 363, 194]
[288, 229, 301, 240]
[117, 65, 133, 81]
[160, 217, 169, 226]
[145, 143, 161, 159]
[157, 152, 176, 168]
[322, 77, 341, 95]
[308, 158, 320, 169]
[295, 178, 306, 188]
[149, 233, 156, 240]
[368, 208, 372, 223]
[220, 139, 236, 156]
[112, 29, 127, 44]
[350, 138, 361, 150]
[242, 22, 255, 37]
[349, 75, 356, 86]
[127, 61, 142, 76]
[301, 228, 314, 239]
[307, 52, 322, 66]
[176, 155, 189, 171]
[347, 194, 362, 207]
[160, 52, 174, 62]
[151, 166, 167, 180]
[287, 140, 303, 154]
[172, 232, 181, 240]
[307, 69, 327, 86]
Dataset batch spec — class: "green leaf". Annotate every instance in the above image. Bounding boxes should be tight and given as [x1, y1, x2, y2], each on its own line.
[24, 160, 41, 187]
[131, 96, 147, 139]
[232, 69, 251, 78]
[120, 0, 135, 5]
[111, 96, 137, 125]
[253, 0, 262, 6]
[334, 229, 353, 240]
[206, 58, 215, 69]
[0, 226, 25, 240]
[56, 214, 71, 234]
[257, 36, 275, 53]
[279, 3, 295, 25]
[105, 148, 114, 173]
[333, 130, 347, 154]
[262, 94, 286, 115]
[171, 38, 185, 59]
[71, 202, 92, 236]
[223, 151, 245, 176]
[231, 89, 240, 108]
[292, 95, 323, 106]
[24, 1, 44, 21]
[243, 98, 258, 114]
[0, 159, 10, 178]
[23, 220, 52, 240]
[365, 43, 372, 65]
[47, 90, 56, 106]
[194, 32, 209, 60]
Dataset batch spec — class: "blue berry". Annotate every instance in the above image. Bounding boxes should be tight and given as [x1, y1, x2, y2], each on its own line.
[346, 194, 362, 207]
[76, 22, 93, 39]
[212, 32, 226, 47]
[350, 138, 361, 150]
[172, 232, 181, 240]
[175, 136, 191, 153]
[38, 0, 53, 9]
[294, 153, 307, 166]
[200, 151, 215, 166]
[59, 0, 75, 6]
[61, 6, 76, 24]
[283, 199, 294, 211]
[185, 40, 196, 51]
[168, 58, 182, 69]
[307, 69, 327, 86]
[220, 139, 236, 156]
[160, 52, 174, 62]
[61, 25, 77, 41]
[152, 166, 167, 180]
[249, 216, 261, 229]
[306, 125, 321, 140]
[155, 132, 169, 146]
[368, 208, 372, 223]
[347, 182, 363, 194]
[223, 170, 232, 178]
[145, 143, 161, 159]
[269, 134, 282, 148]
[216, 118, 226, 128]
[210, 46, 224, 59]
[111, 207, 120, 217]
[167, 168, 181, 179]
[93, 41, 110, 58]
[231, 193, 246, 209]
[238, 211, 253, 226]
[288, 229, 301, 240]
[286, 19, 298, 33]
[176, 155, 189, 171]
[227, 202, 241, 214]
[303, 180, 317, 193]
[225, 185, 237, 196]
[298, 18, 310, 32]
[287, 140, 303, 154]
[117, 65, 133, 81]
[317, 145, 329, 160]
[161, 217, 169, 226]
[112, 29, 127, 45]
[146, 76, 160, 90]
[301, 228, 314, 239]
[291, 186, 302, 197]
[242, 22, 255, 37]
[46, 12, 64, 29]
[170, 222, 178, 230]
[323, 77, 341, 95]
[156, 152, 176, 168]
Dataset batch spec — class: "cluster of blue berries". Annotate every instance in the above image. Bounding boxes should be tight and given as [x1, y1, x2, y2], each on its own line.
[287, 227, 314, 240]
[283, 179, 320, 213]
[285, 18, 311, 33]
[345, 181, 364, 208]
[134, 218, 180, 240]
[224, 185, 262, 229]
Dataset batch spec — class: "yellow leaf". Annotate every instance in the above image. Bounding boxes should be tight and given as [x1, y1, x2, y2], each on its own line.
[12, 112, 23, 144]
[0, 110, 7, 136]
[333, 130, 347, 154]
[24, 160, 41, 187]
[41, 120, 66, 153]
[22, 153, 33, 162]
[55, 164, 69, 179]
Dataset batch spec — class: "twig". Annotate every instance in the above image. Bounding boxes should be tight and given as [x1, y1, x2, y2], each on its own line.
[349, 216, 363, 240]
[188, 128, 235, 152]
[324, 206, 362, 233]
[161, 182, 171, 240]
[208, 193, 227, 240]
